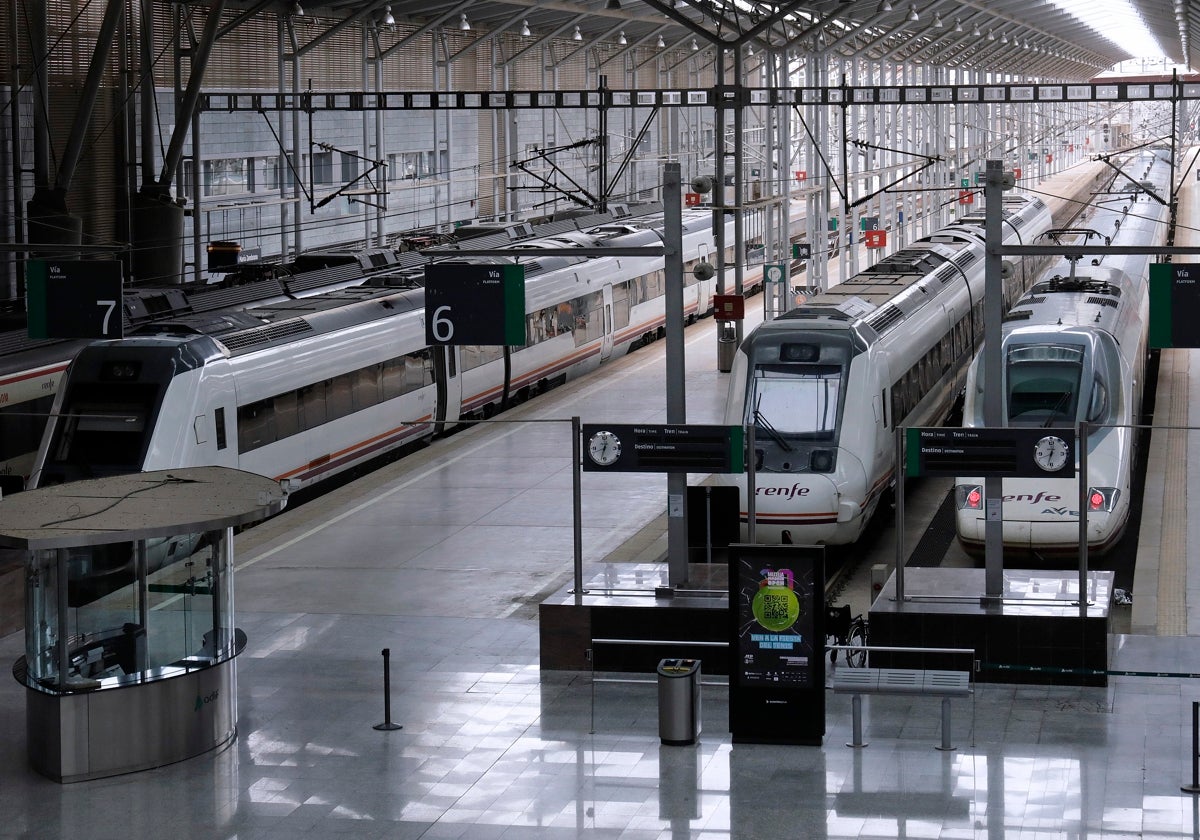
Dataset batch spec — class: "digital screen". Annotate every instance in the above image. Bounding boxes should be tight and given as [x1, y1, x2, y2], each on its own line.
[733, 552, 819, 687]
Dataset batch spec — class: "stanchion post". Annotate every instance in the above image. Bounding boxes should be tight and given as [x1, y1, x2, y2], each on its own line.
[1183, 700, 1200, 792]
[373, 647, 403, 732]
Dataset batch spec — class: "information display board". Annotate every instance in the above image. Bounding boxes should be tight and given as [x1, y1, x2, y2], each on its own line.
[580, 423, 744, 473]
[424, 263, 525, 346]
[25, 260, 124, 340]
[1149, 263, 1200, 349]
[905, 426, 1076, 478]
[728, 544, 825, 745]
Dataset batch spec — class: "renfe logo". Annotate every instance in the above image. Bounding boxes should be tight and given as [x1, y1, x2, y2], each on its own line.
[1002, 491, 1061, 504]
[756, 484, 811, 499]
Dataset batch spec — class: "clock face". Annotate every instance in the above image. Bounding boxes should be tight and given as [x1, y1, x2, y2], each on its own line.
[587, 430, 622, 466]
[1034, 435, 1070, 472]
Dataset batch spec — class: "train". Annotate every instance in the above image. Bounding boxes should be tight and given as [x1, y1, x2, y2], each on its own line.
[712, 189, 1055, 545]
[28, 206, 775, 490]
[0, 236, 484, 491]
[953, 148, 1171, 556]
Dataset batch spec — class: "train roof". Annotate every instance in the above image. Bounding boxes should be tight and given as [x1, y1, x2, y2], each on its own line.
[134, 283, 427, 357]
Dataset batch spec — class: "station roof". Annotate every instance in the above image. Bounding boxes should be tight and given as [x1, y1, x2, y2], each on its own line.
[265, 0, 1192, 83]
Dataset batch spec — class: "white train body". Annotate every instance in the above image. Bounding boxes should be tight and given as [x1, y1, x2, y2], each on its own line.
[30, 208, 768, 490]
[954, 149, 1170, 556]
[714, 192, 1053, 544]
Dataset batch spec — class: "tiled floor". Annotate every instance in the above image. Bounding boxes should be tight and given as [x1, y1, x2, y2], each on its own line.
[4, 162, 1200, 839]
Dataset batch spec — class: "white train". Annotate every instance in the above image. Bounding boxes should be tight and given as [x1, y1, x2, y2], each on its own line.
[713, 191, 1054, 545]
[29, 208, 770, 490]
[954, 148, 1171, 556]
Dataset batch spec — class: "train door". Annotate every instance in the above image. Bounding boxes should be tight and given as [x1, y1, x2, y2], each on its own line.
[434, 346, 463, 431]
[600, 285, 614, 361]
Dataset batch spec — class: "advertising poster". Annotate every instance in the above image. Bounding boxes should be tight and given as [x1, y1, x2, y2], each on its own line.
[735, 557, 817, 687]
[728, 544, 825, 744]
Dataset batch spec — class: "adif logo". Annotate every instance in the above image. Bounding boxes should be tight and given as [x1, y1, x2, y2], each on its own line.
[194, 689, 220, 711]
[756, 483, 811, 499]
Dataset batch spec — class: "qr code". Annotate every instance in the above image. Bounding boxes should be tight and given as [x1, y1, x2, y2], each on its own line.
[762, 592, 790, 623]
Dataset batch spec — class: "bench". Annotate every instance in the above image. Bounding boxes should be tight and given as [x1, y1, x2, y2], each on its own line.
[832, 667, 972, 750]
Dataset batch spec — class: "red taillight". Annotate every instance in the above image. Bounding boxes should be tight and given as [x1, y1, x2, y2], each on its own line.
[1089, 491, 1105, 511]
[967, 488, 982, 509]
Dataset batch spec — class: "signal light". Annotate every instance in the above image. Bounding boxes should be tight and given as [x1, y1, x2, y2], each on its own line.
[954, 484, 984, 510]
[1086, 487, 1119, 512]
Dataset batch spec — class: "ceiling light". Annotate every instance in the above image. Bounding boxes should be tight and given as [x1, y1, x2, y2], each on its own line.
[606, 0, 621, 8]
[573, 25, 583, 41]
[691, 37, 699, 51]
[746, 43, 753, 55]
[289, 0, 303, 15]
[906, 5, 919, 22]
[971, 23, 980, 37]
[459, 13, 470, 30]
[656, 34, 665, 48]
[877, 0, 892, 11]
[1000, 33, 1008, 44]
[954, 17, 963, 33]
[520, 19, 531, 36]
[987, 28, 995, 40]
[381, 4, 394, 26]
[933, 12, 943, 27]
[618, 30, 627, 44]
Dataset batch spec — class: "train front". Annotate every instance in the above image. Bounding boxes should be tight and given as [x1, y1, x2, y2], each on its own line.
[954, 326, 1134, 556]
[715, 315, 881, 545]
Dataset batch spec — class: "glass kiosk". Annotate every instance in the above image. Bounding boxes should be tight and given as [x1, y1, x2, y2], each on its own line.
[1, 467, 286, 782]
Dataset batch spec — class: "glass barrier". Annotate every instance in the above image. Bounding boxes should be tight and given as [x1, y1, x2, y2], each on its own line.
[21, 528, 237, 692]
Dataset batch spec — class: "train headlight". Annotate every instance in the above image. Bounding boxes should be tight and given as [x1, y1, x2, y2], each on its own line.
[1087, 487, 1119, 512]
[809, 449, 835, 472]
[955, 484, 984, 510]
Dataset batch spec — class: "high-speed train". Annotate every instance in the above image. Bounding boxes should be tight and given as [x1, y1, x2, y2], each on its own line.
[713, 191, 1054, 545]
[28, 207, 769, 490]
[953, 148, 1171, 556]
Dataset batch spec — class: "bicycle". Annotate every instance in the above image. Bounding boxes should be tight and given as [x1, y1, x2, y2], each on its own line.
[825, 604, 868, 668]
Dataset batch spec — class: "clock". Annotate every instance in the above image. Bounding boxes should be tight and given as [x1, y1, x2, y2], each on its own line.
[1033, 435, 1070, 472]
[587, 430, 622, 466]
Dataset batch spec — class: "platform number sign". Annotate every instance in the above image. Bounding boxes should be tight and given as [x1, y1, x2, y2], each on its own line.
[1150, 263, 1200, 348]
[25, 259, 124, 340]
[423, 264, 525, 346]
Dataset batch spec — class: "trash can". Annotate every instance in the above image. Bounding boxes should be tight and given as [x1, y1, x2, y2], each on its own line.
[657, 658, 701, 745]
[716, 323, 737, 372]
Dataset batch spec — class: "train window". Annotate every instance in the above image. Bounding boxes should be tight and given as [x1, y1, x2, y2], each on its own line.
[0, 394, 53, 470]
[300, 382, 328, 429]
[612, 283, 631, 330]
[327, 375, 353, 422]
[274, 391, 299, 439]
[460, 345, 503, 372]
[214, 407, 227, 451]
[405, 350, 433, 393]
[1088, 378, 1109, 422]
[352, 367, 381, 412]
[1006, 345, 1083, 426]
[238, 399, 275, 453]
[751, 365, 842, 439]
[382, 358, 406, 400]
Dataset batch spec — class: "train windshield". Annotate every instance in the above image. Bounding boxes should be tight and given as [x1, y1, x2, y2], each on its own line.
[1006, 344, 1083, 427]
[749, 365, 841, 439]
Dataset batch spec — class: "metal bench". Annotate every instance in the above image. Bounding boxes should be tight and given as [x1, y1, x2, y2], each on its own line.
[832, 667, 972, 750]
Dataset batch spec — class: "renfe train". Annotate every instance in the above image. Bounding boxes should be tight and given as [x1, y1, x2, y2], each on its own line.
[713, 190, 1054, 545]
[29, 207, 769, 490]
[954, 148, 1171, 556]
